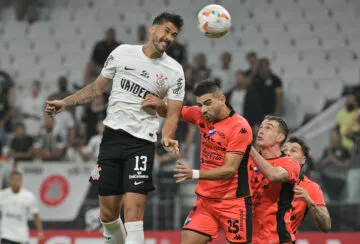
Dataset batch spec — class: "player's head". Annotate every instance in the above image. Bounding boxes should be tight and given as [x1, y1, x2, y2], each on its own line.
[15, 122, 26, 137]
[282, 137, 309, 167]
[194, 81, 226, 122]
[246, 51, 258, 69]
[221, 51, 231, 65]
[150, 12, 183, 52]
[9, 171, 22, 192]
[257, 115, 289, 148]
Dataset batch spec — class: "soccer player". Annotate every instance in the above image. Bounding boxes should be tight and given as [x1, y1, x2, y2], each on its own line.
[282, 137, 331, 233]
[150, 81, 253, 244]
[249, 116, 300, 244]
[0, 171, 44, 244]
[45, 12, 185, 244]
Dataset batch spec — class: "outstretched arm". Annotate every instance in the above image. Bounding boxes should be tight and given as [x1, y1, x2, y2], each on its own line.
[45, 75, 111, 116]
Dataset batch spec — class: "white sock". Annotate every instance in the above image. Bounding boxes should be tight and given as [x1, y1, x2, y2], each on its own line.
[125, 221, 144, 244]
[101, 218, 126, 244]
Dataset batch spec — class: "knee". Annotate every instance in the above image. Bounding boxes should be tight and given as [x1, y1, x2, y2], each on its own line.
[124, 201, 144, 222]
[100, 206, 119, 223]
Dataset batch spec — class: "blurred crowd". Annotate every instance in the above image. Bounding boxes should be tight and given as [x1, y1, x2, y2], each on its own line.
[0, 25, 359, 203]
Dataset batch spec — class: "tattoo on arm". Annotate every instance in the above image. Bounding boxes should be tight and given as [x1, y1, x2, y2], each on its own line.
[309, 204, 331, 232]
[64, 83, 98, 107]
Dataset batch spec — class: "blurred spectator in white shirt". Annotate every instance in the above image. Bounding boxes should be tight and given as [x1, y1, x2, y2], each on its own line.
[211, 52, 235, 92]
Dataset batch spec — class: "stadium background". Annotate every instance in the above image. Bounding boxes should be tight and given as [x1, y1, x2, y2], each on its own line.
[0, 0, 360, 243]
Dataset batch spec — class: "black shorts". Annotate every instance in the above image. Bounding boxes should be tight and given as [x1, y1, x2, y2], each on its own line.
[89, 126, 155, 196]
[0, 239, 22, 244]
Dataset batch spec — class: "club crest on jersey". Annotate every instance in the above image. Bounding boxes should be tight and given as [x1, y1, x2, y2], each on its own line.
[209, 129, 216, 136]
[155, 73, 168, 90]
[90, 164, 102, 180]
[254, 167, 260, 173]
[184, 216, 192, 226]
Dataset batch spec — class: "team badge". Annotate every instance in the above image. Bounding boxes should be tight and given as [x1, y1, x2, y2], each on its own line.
[184, 216, 192, 226]
[90, 164, 102, 180]
[209, 129, 216, 136]
[155, 73, 168, 90]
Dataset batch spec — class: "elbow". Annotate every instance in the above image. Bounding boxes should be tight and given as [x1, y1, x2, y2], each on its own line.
[321, 224, 331, 233]
[224, 168, 237, 179]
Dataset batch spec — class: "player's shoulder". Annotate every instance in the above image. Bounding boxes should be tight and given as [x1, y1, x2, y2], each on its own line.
[273, 154, 299, 166]
[229, 113, 252, 132]
[163, 53, 183, 73]
[20, 188, 36, 198]
[182, 105, 201, 115]
[111, 44, 138, 56]
[301, 176, 322, 191]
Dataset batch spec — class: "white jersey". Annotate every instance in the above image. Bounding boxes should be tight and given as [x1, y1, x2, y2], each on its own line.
[101, 44, 185, 142]
[0, 188, 39, 242]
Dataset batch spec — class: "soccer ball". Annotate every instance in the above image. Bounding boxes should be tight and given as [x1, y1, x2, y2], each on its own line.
[197, 4, 231, 38]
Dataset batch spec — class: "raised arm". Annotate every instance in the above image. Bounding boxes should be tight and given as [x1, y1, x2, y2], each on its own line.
[45, 75, 111, 116]
[250, 147, 298, 182]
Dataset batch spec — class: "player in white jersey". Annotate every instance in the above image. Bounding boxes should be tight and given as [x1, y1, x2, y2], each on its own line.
[0, 171, 44, 244]
[45, 12, 185, 244]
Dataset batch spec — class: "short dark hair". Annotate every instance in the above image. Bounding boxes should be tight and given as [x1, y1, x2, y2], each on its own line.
[246, 51, 257, 59]
[152, 12, 184, 30]
[194, 81, 221, 97]
[33, 80, 41, 86]
[264, 115, 289, 145]
[259, 57, 270, 66]
[287, 136, 310, 159]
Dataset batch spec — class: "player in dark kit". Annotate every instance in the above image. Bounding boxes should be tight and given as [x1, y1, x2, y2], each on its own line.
[249, 116, 300, 244]
[45, 12, 185, 244]
[282, 137, 331, 233]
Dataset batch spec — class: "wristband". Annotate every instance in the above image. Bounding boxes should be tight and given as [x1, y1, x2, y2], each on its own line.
[192, 170, 200, 179]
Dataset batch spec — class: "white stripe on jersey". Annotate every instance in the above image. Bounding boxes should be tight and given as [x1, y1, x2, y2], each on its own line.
[102, 44, 185, 142]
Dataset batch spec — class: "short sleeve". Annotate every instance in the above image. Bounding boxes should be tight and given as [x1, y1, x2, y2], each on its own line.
[227, 124, 253, 154]
[28, 193, 39, 215]
[180, 106, 202, 124]
[167, 72, 185, 101]
[309, 183, 326, 207]
[278, 158, 300, 183]
[101, 46, 122, 79]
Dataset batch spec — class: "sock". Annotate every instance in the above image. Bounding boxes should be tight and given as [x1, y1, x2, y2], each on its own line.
[101, 218, 126, 244]
[125, 221, 144, 244]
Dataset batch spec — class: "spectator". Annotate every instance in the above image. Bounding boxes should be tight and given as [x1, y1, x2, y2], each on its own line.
[77, 122, 104, 162]
[166, 40, 187, 65]
[0, 83, 12, 149]
[336, 91, 359, 152]
[192, 53, 211, 86]
[344, 110, 360, 167]
[212, 51, 235, 92]
[48, 76, 75, 119]
[82, 96, 106, 143]
[53, 107, 75, 146]
[14, 0, 39, 23]
[84, 27, 121, 84]
[253, 58, 284, 116]
[225, 70, 264, 127]
[319, 129, 351, 201]
[0, 70, 15, 107]
[66, 132, 86, 163]
[8, 123, 34, 163]
[244, 51, 259, 81]
[47, 76, 72, 101]
[137, 25, 147, 43]
[20, 81, 44, 138]
[34, 115, 66, 162]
